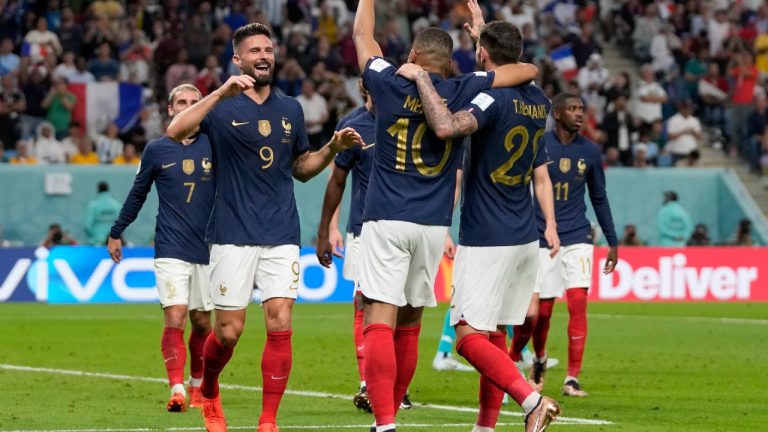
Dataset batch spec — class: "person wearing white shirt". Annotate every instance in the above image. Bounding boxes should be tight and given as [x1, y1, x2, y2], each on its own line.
[295, 80, 328, 150]
[92, 122, 124, 163]
[634, 64, 668, 127]
[665, 100, 703, 164]
[34, 121, 66, 164]
[24, 17, 62, 61]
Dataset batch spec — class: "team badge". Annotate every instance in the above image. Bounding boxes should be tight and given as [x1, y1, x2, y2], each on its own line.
[577, 158, 587, 175]
[559, 158, 571, 174]
[282, 118, 292, 132]
[218, 283, 227, 296]
[166, 282, 177, 299]
[202, 158, 213, 174]
[258, 120, 271, 137]
[182, 159, 195, 175]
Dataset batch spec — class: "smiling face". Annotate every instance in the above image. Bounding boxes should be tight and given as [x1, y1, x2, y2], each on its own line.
[234, 34, 275, 88]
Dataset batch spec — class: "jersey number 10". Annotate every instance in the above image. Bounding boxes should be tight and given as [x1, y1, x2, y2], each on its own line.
[388, 118, 452, 177]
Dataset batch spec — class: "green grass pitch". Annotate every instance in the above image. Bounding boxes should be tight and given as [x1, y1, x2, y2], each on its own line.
[1, 302, 766, 431]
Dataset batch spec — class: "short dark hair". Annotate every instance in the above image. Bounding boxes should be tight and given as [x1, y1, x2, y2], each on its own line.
[232, 23, 271, 52]
[412, 27, 453, 61]
[98, 181, 109, 193]
[551, 92, 582, 112]
[478, 21, 522, 65]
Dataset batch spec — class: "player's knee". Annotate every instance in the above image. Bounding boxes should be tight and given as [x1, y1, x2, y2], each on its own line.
[189, 312, 212, 334]
[265, 309, 292, 332]
[163, 305, 188, 329]
[216, 319, 244, 346]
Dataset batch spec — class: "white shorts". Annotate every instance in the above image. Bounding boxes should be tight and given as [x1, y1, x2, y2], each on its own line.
[209, 244, 300, 310]
[358, 220, 446, 308]
[342, 233, 361, 283]
[537, 243, 594, 298]
[154, 258, 213, 311]
[450, 241, 538, 331]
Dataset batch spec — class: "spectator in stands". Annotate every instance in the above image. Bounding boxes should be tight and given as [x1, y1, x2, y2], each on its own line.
[88, 42, 120, 81]
[746, 95, 768, 174]
[657, 191, 693, 247]
[0, 75, 24, 151]
[24, 16, 62, 62]
[602, 71, 632, 104]
[620, 224, 646, 246]
[665, 99, 703, 165]
[699, 62, 729, 144]
[602, 94, 635, 166]
[92, 122, 123, 163]
[42, 77, 75, 139]
[684, 47, 709, 99]
[661, 65, 691, 120]
[312, 36, 343, 76]
[119, 30, 152, 85]
[184, 11, 213, 68]
[9, 140, 37, 164]
[34, 121, 66, 164]
[20, 65, 50, 139]
[578, 53, 610, 122]
[296, 79, 328, 151]
[604, 147, 622, 167]
[112, 143, 139, 165]
[84, 181, 120, 245]
[708, 9, 731, 59]
[68, 56, 96, 84]
[650, 23, 679, 73]
[70, 136, 99, 164]
[687, 223, 711, 246]
[41, 223, 77, 248]
[0, 38, 21, 76]
[194, 54, 223, 97]
[728, 51, 759, 156]
[730, 218, 757, 246]
[633, 143, 650, 168]
[53, 51, 77, 81]
[60, 122, 81, 161]
[635, 64, 668, 131]
[632, 4, 661, 61]
[56, 7, 83, 55]
[452, 31, 476, 75]
[165, 48, 198, 94]
[570, 22, 602, 68]
[275, 58, 306, 98]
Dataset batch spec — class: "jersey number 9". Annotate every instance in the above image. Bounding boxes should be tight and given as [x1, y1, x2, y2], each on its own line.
[387, 118, 452, 177]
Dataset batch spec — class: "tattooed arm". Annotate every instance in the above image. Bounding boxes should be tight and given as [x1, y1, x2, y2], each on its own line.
[410, 69, 479, 140]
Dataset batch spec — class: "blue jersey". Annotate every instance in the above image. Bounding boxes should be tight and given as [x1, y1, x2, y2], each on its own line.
[334, 109, 376, 237]
[337, 106, 366, 129]
[200, 92, 310, 245]
[110, 135, 215, 264]
[459, 85, 551, 246]
[362, 57, 495, 226]
[536, 131, 618, 247]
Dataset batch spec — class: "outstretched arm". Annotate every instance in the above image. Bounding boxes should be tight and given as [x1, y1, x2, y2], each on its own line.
[491, 63, 540, 88]
[292, 128, 363, 182]
[398, 65, 479, 140]
[317, 165, 350, 267]
[353, 0, 383, 72]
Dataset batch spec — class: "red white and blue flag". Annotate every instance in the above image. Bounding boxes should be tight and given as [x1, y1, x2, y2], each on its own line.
[549, 44, 579, 81]
[69, 83, 143, 134]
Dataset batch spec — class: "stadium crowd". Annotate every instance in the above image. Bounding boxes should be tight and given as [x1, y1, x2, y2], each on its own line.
[0, 0, 766, 178]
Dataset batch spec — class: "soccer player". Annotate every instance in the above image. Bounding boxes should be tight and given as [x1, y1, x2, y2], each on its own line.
[352, 0, 539, 430]
[107, 84, 214, 413]
[316, 83, 376, 413]
[397, 17, 562, 432]
[509, 93, 619, 398]
[166, 23, 362, 432]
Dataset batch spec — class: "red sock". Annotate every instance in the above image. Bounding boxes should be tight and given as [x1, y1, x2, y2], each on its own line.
[566, 288, 588, 378]
[188, 330, 210, 382]
[201, 332, 234, 398]
[259, 330, 293, 425]
[533, 299, 555, 359]
[510, 317, 535, 362]
[363, 324, 396, 426]
[353, 299, 365, 382]
[456, 333, 534, 406]
[476, 331, 507, 428]
[393, 325, 420, 414]
[161, 327, 186, 387]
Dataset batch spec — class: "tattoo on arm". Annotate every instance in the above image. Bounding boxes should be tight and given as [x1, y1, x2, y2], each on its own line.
[292, 152, 309, 178]
[415, 71, 478, 139]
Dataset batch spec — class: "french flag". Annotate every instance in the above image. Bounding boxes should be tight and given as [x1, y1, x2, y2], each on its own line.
[550, 44, 579, 81]
[69, 83, 143, 134]
[21, 42, 50, 59]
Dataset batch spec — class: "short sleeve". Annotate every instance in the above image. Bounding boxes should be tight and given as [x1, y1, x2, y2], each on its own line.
[465, 90, 500, 131]
[334, 148, 357, 171]
[533, 137, 550, 168]
[451, 71, 496, 107]
[200, 112, 213, 136]
[362, 57, 396, 100]
[292, 105, 311, 158]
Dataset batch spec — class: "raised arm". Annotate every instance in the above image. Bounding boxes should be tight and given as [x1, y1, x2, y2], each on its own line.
[292, 127, 363, 182]
[353, 0, 383, 72]
[167, 74, 255, 141]
[316, 164, 350, 267]
[398, 64, 479, 140]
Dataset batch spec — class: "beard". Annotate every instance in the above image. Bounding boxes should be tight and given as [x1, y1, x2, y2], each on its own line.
[242, 62, 274, 87]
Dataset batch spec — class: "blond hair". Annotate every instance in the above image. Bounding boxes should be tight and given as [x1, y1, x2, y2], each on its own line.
[168, 84, 202, 105]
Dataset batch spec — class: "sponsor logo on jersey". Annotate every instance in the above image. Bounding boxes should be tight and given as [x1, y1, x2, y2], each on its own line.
[231, 120, 249, 126]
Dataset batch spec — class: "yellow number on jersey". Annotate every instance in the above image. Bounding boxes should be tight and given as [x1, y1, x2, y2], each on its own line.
[183, 182, 196, 203]
[387, 118, 452, 177]
[490, 126, 544, 186]
[554, 181, 569, 201]
[260, 146, 274, 169]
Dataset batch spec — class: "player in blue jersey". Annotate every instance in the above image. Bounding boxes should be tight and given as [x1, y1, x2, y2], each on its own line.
[166, 23, 362, 432]
[397, 14, 562, 431]
[509, 93, 619, 399]
[352, 0, 540, 430]
[316, 82, 376, 412]
[107, 84, 214, 413]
